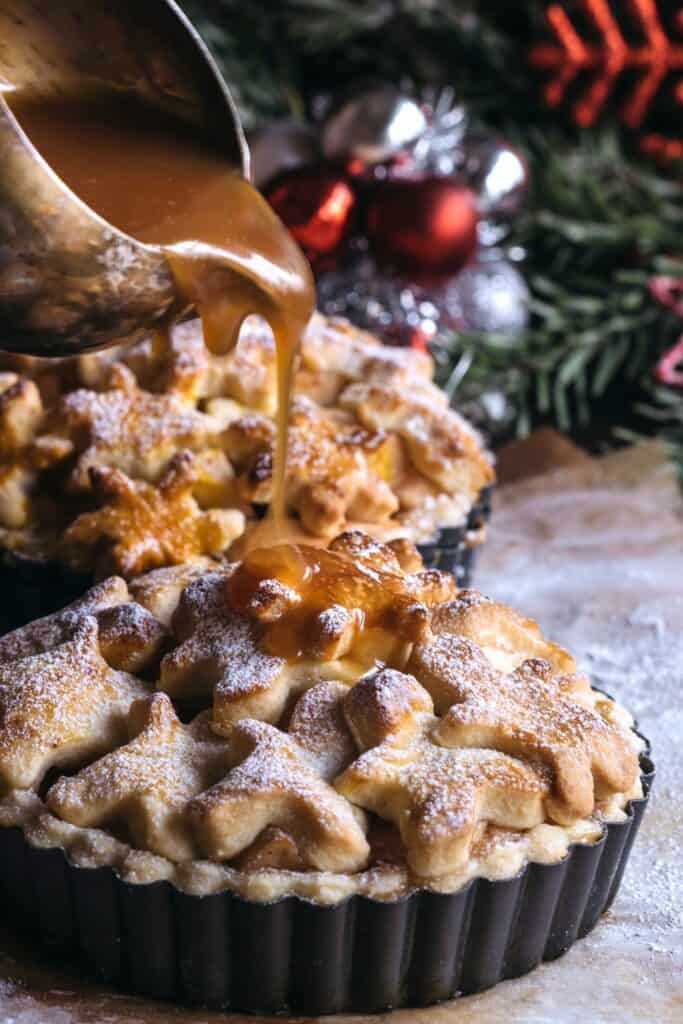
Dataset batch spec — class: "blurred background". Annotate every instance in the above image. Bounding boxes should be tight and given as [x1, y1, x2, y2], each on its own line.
[183, 0, 683, 469]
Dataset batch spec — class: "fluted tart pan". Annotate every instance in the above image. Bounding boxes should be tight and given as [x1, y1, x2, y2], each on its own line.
[0, 745, 652, 1016]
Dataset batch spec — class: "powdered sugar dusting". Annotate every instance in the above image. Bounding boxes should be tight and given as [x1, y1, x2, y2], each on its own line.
[0, 444, 679, 1022]
[473, 442, 683, 1022]
[62, 379, 219, 487]
[0, 617, 149, 789]
[159, 573, 287, 724]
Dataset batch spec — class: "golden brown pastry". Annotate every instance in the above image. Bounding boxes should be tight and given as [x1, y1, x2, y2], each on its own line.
[188, 717, 369, 871]
[0, 617, 149, 789]
[47, 693, 231, 861]
[0, 532, 642, 892]
[63, 456, 245, 578]
[336, 668, 549, 877]
[0, 314, 494, 577]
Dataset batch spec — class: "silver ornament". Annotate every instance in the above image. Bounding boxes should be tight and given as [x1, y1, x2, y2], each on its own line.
[317, 257, 442, 347]
[248, 120, 320, 190]
[445, 253, 530, 333]
[409, 87, 468, 176]
[464, 137, 529, 244]
[322, 85, 428, 164]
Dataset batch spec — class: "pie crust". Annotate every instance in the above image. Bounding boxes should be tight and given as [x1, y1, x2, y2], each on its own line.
[0, 533, 643, 903]
[0, 535, 652, 1013]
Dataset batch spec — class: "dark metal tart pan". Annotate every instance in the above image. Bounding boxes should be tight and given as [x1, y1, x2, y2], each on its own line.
[0, 549, 91, 636]
[0, 485, 494, 635]
[0, 747, 653, 1016]
[418, 483, 493, 582]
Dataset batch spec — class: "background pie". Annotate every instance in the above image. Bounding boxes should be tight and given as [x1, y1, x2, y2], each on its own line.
[0, 314, 494, 630]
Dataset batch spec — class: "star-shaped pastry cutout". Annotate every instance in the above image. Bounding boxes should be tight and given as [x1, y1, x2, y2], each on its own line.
[226, 531, 457, 664]
[161, 531, 452, 731]
[47, 693, 232, 861]
[427, 591, 576, 675]
[224, 397, 400, 536]
[0, 617, 149, 789]
[418, 639, 639, 823]
[340, 380, 494, 499]
[164, 533, 454, 732]
[57, 364, 223, 490]
[335, 669, 548, 879]
[159, 572, 347, 729]
[222, 680, 357, 871]
[160, 570, 286, 708]
[187, 714, 369, 871]
[297, 313, 433, 405]
[62, 454, 245, 577]
[0, 577, 167, 673]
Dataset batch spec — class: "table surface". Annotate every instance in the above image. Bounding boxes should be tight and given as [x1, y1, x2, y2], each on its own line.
[0, 438, 681, 1024]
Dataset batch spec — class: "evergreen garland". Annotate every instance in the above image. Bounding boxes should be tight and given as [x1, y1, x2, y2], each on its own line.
[183, 0, 683, 461]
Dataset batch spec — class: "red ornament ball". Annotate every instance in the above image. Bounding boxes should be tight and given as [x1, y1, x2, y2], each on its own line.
[265, 167, 356, 269]
[365, 177, 478, 276]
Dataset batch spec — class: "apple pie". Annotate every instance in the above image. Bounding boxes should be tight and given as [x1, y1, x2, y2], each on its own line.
[0, 531, 651, 1013]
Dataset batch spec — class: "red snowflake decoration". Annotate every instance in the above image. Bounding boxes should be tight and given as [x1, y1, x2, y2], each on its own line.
[651, 276, 683, 387]
[529, 0, 683, 159]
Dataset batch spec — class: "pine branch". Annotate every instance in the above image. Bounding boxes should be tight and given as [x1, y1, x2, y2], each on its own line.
[183, 1, 535, 122]
[434, 127, 683, 440]
[180, 2, 298, 127]
[182, 0, 683, 458]
[631, 383, 683, 482]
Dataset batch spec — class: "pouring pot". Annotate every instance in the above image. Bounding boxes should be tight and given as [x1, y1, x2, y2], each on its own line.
[0, 0, 249, 357]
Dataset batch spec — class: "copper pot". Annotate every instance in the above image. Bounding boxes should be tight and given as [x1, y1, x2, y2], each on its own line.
[0, 0, 249, 357]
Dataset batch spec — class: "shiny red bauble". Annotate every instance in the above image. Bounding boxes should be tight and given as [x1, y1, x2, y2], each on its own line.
[365, 177, 479, 275]
[265, 167, 356, 269]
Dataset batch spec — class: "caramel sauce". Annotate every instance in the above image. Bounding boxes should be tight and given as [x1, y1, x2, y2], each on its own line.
[8, 93, 315, 522]
[8, 93, 423, 664]
[227, 542, 426, 661]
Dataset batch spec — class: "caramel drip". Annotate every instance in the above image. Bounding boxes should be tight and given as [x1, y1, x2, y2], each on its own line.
[8, 93, 314, 525]
[227, 542, 428, 661]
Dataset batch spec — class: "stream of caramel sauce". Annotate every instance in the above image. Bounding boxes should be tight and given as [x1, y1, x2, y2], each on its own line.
[9, 92, 315, 523]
